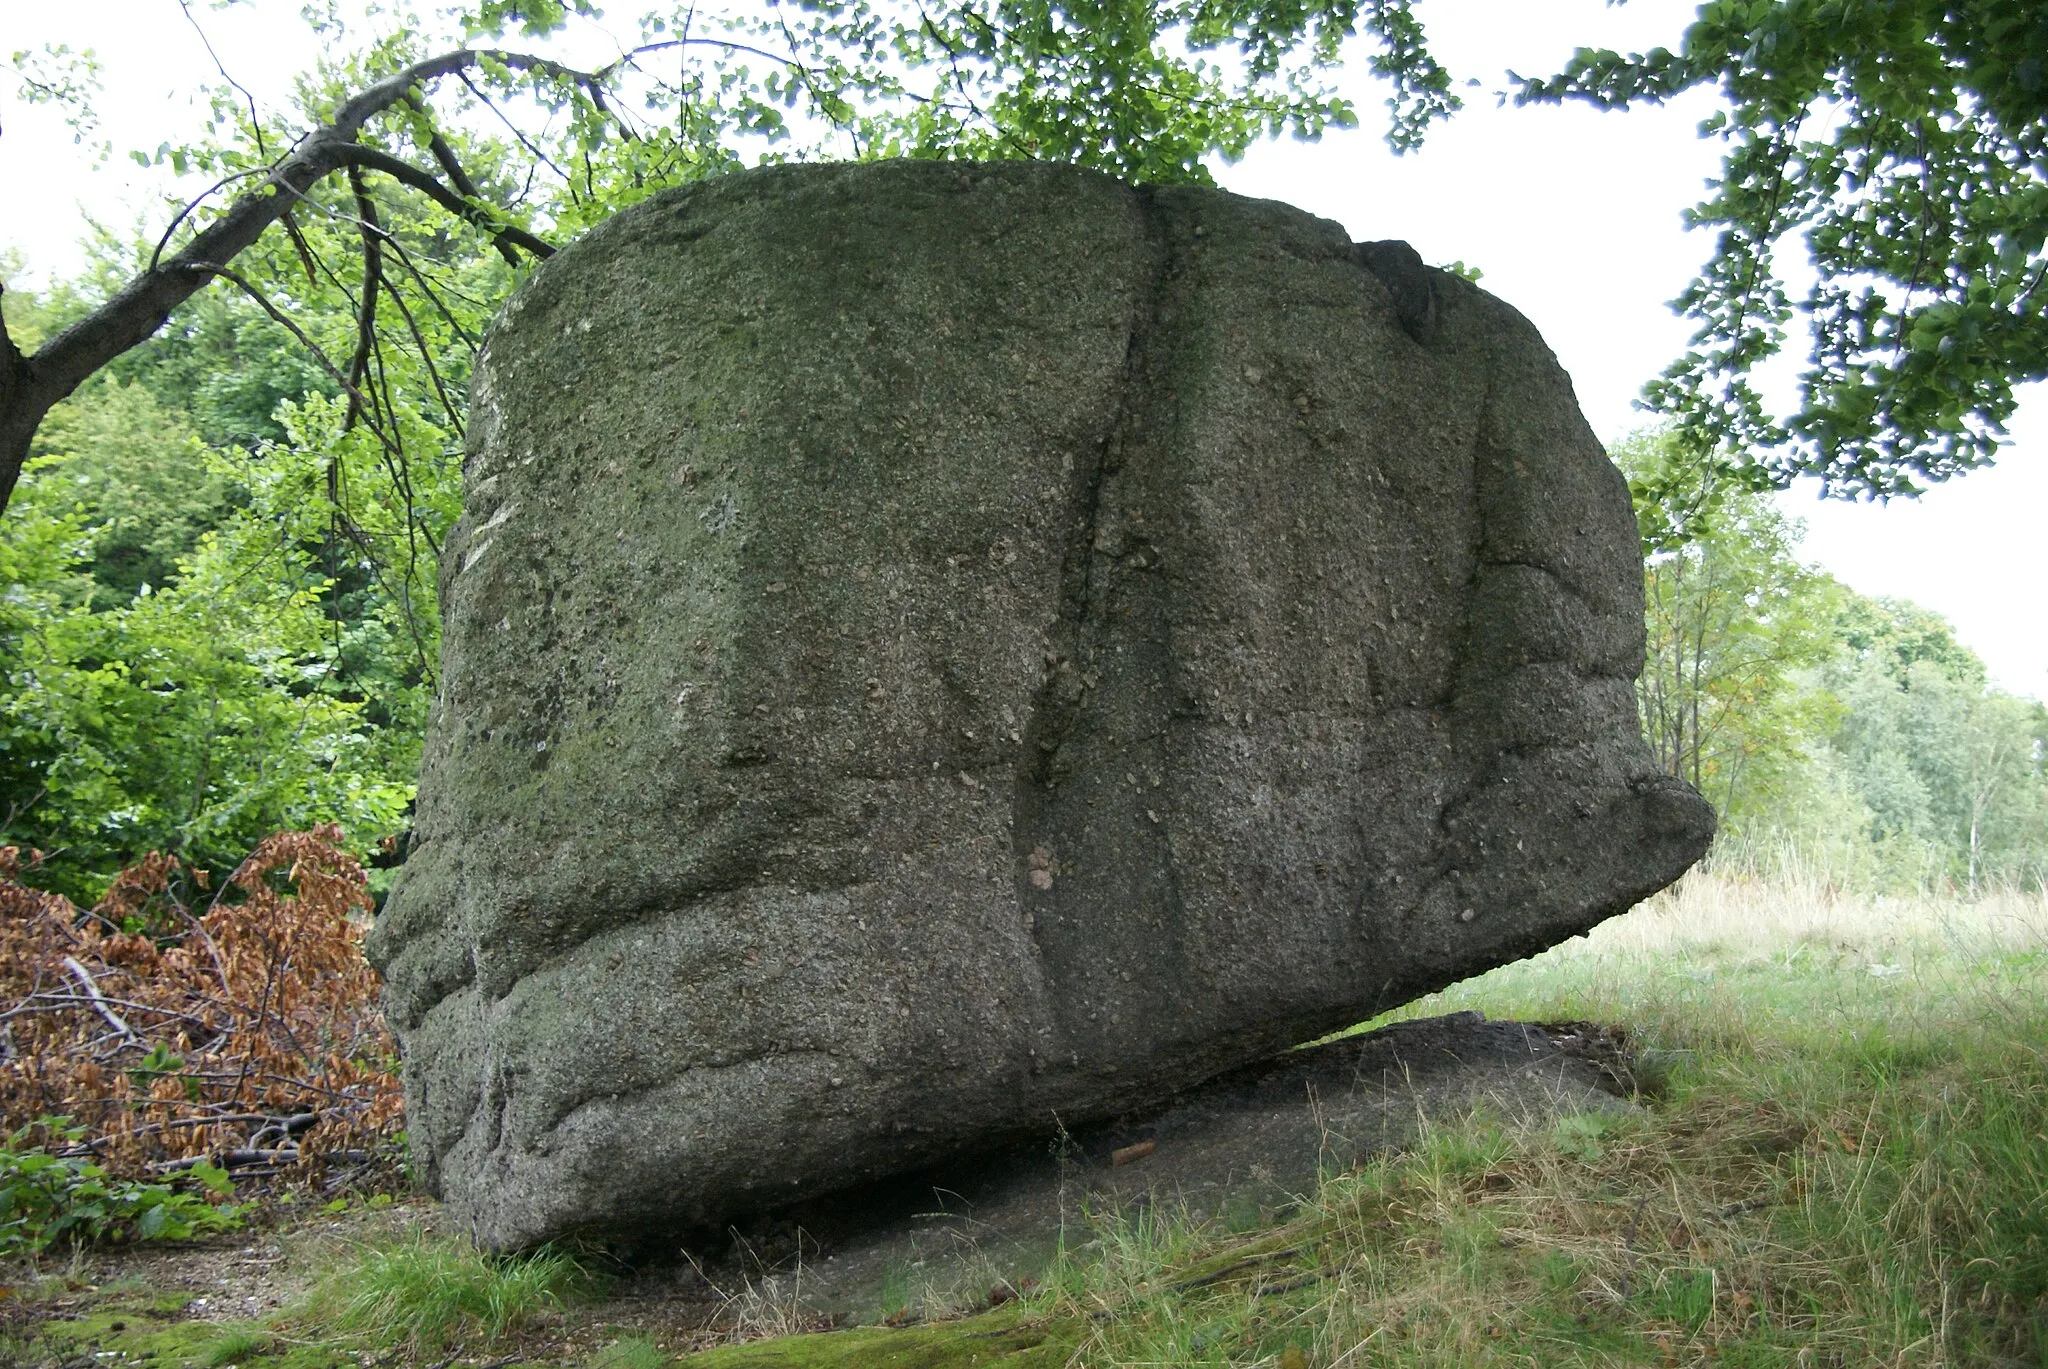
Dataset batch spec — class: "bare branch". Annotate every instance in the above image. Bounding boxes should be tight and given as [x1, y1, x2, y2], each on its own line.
[192, 259, 405, 467]
[338, 145, 555, 262]
[148, 167, 270, 273]
[410, 98, 484, 200]
[343, 165, 386, 433]
[382, 235, 483, 352]
[178, 0, 269, 158]
[0, 32, 839, 515]
[61, 957, 139, 1046]
[405, 98, 521, 267]
[457, 70, 579, 186]
[603, 36, 808, 82]
[381, 262, 464, 430]
[0, 44, 581, 515]
[279, 208, 322, 288]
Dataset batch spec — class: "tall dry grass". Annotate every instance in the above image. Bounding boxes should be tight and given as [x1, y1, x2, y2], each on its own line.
[1569, 868, 2045, 964]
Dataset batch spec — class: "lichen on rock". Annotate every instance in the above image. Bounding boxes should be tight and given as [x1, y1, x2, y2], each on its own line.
[366, 159, 1715, 1252]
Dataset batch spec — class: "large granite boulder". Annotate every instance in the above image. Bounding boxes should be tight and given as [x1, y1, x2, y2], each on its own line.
[367, 159, 1715, 1251]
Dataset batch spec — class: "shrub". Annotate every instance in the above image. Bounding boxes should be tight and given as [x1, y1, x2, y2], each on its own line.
[0, 1118, 241, 1256]
[0, 828, 401, 1190]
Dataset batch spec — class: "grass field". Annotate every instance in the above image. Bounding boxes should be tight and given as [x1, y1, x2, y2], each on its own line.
[7, 872, 2045, 1368]
[986, 872, 2048, 1369]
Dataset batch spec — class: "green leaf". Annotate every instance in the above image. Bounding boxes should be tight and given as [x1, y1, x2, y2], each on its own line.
[189, 1159, 236, 1197]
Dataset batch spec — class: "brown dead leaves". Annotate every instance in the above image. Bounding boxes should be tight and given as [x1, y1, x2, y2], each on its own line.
[0, 827, 401, 1187]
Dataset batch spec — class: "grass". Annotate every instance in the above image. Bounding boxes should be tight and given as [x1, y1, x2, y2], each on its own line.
[592, 1333, 679, 1369]
[196, 1325, 276, 1367]
[280, 1229, 599, 1358]
[990, 873, 2048, 1369]
[19, 870, 2044, 1367]
[676, 872, 2048, 1365]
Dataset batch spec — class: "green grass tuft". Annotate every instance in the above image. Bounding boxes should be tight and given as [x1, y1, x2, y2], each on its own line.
[196, 1324, 274, 1367]
[592, 1332, 677, 1369]
[289, 1230, 598, 1357]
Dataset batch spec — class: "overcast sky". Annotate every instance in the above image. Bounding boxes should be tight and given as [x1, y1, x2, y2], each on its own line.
[3, 0, 2043, 697]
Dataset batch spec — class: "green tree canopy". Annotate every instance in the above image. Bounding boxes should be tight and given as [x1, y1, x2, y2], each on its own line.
[1829, 655, 2048, 893]
[1616, 429, 1840, 826]
[0, 0, 1464, 517]
[1524, 0, 2048, 496]
[1833, 593, 1987, 690]
[7, 0, 2042, 511]
[1619, 426, 2048, 893]
[28, 379, 237, 608]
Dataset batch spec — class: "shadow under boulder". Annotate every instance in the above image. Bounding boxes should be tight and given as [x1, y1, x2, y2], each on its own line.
[665, 1011, 1640, 1323]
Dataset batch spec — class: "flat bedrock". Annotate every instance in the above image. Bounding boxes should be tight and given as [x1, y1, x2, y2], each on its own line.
[366, 159, 1715, 1251]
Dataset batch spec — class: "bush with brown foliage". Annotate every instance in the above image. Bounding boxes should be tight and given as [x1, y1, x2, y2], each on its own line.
[0, 826, 402, 1191]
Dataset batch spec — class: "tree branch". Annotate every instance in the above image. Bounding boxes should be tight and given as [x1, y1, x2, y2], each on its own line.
[192, 259, 404, 466]
[61, 957, 139, 1046]
[277, 208, 323, 288]
[405, 98, 522, 267]
[338, 145, 554, 263]
[0, 45, 576, 517]
[0, 32, 834, 516]
[343, 164, 386, 434]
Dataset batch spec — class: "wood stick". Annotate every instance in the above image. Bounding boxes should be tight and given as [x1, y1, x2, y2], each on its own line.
[60, 957, 138, 1045]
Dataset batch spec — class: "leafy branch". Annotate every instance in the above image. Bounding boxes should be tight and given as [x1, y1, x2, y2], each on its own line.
[1519, 0, 2048, 496]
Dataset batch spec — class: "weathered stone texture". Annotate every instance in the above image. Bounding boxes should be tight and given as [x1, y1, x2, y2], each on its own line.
[367, 159, 1715, 1251]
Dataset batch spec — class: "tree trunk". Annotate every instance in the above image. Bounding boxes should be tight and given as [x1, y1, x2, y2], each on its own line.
[0, 320, 37, 513]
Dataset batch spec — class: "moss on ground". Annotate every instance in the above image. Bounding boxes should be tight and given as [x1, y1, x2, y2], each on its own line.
[0, 1286, 362, 1369]
[10, 1292, 209, 1368]
[677, 1306, 1080, 1368]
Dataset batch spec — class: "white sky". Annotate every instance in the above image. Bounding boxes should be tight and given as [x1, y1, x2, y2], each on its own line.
[3, 0, 2043, 698]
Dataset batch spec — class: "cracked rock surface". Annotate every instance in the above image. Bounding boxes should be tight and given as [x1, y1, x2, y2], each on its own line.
[367, 159, 1715, 1252]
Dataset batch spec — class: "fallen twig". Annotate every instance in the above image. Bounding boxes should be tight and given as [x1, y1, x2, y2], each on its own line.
[1167, 1245, 1305, 1293]
[1252, 1271, 1328, 1298]
[60, 957, 138, 1045]
[1, 993, 217, 1029]
[155, 1146, 376, 1173]
[1717, 1195, 1776, 1218]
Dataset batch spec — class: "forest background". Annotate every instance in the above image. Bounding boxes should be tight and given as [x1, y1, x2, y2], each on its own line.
[1, 0, 2045, 909]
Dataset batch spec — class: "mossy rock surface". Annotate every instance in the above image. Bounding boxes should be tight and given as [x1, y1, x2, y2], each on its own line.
[370, 157, 1714, 1253]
